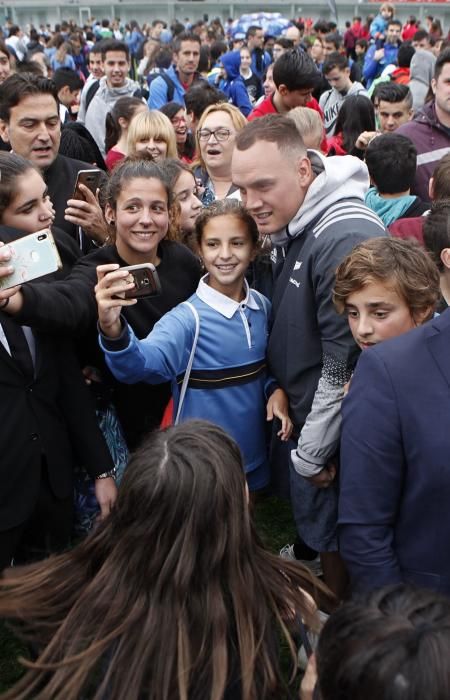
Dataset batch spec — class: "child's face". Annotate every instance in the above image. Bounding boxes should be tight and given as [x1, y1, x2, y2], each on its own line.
[344, 279, 419, 350]
[200, 214, 257, 300]
[381, 8, 392, 18]
[355, 44, 365, 56]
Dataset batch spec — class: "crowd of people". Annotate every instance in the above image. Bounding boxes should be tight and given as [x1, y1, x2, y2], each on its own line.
[0, 7, 450, 699]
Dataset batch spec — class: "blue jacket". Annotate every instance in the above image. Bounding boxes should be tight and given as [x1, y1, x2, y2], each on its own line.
[363, 41, 400, 87]
[251, 48, 272, 79]
[340, 310, 450, 595]
[148, 64, 188, 109]
[100, 278, 274, 474]
[369, 13, 388, 39]
[218, 51, 252, 117]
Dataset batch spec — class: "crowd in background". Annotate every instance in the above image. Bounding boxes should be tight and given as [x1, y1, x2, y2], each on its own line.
[0, 5, 450, 699]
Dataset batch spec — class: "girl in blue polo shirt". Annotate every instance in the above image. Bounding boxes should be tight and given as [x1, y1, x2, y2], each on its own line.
[96, 199, 292, 491]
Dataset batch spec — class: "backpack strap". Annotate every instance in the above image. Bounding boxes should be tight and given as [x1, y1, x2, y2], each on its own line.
[85, 80, 100, 113]
[174, 302, 200, 425]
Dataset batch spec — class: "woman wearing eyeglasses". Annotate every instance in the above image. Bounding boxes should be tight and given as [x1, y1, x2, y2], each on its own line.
[194, 103, 247, 206]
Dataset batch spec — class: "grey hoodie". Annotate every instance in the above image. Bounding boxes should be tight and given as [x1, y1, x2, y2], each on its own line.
[78, 76, 141, 155]
[319, 81, 369, 136]
[267, 152, 386, 477]
[409, 50, 436, 111]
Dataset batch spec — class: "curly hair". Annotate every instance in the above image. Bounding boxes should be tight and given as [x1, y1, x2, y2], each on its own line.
[333, 236, 440, 320]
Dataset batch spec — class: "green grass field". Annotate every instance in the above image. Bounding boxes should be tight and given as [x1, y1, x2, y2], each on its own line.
[0, 496, 296, 693]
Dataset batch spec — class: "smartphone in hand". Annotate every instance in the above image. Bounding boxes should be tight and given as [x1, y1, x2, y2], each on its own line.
[0, 229, 62, 290]
[73, 169, 103, 201]
[121, 263, 162, 299]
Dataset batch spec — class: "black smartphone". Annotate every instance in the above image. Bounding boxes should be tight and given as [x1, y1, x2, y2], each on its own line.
[121, 263, 162, 299]
[73, 169, 103, 200]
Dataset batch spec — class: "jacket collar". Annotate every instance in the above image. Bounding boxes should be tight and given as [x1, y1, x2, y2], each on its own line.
[196, 274, 259, 318]
[427, 310, 450, 387]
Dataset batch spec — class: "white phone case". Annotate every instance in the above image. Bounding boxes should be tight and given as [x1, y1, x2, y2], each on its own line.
[0, 230, 62, 290]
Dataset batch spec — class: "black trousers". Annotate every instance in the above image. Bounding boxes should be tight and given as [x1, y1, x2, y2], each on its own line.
[0, 460, 73, 571]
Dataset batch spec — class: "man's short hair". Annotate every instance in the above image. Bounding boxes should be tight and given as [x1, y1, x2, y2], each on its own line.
[412, 29, 429, 43]
[173, 31, 201, 53]
[323, 52, 348, 75]
[313, 20, 330, 35]
[365, 133, 417, 194]
[333, 237, 440, 320]
[355, 39, 368, 50]
[246, 25, 263, 40]
[100, 39, 130, 60]
[184, 82, 227, 121]
[235, 114, 306, 158]
[387, 19, 402, 30]
[435, 48, 450, 81]
[274, 37, 294, 49]
[53, 67, 84, 93]
[373, 83, 413, 110]
[88, 43, 103, 57]
[0, 72, 58, 122]
[324, 33, 341, 50]
[272, 49, 321, 91]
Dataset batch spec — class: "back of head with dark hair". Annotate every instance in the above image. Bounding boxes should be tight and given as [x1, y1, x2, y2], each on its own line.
[387, 18, 402, 30]
[210, 40, 228, 64]
[0, 72, 58, 122]
[323, 52, 348, 75]
[334, 94, 375, 155]
[424, 201, 450, 272]
[373, 82, 413, 109]
[314, 20, 330, 34]
[60, 121, 107, 171]
[184, 82, 227, 122]
[104, 96, 145, 153]
[53, 67, 84, 93]
[413, 28, 429, 43]
[397, 42, 415, 68]
[272, 49, 321, 91]
[365, 133, 417, 193]
[274, 37, 293, 49]
[317, 585, 450, 700]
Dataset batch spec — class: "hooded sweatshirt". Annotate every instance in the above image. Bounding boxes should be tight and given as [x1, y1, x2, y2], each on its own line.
[78, 76, 141, 155]
[217, 51, 253, 117]
[365, 188, 418, 226]
[409, 50, 436, 111]
[319, 81, 369, 136]
[396, 101, 450, 203]
[267, 152, 386, 477]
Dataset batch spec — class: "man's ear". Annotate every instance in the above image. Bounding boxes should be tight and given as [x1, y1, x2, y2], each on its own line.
[297, 153, 314, 187]
[414, 305, 436, 326]
[431, 77, 437, 96]
[172, 50, 178, 66]
[277, 84, 288, 96]
[429, 176, 435, 200]
[0, 119, 9, 144]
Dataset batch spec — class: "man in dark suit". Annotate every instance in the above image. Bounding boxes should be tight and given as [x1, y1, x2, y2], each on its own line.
[0, 229, 117, 570]
[339, 310, 450, 595]
[0, 72, 108, 250]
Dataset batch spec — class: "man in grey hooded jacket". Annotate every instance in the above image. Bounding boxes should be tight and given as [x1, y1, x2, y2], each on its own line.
[78, 40, 141, 156]
[232, 114, 386, 596]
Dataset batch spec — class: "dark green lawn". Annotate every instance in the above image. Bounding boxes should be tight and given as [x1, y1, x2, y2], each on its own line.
[0, 496, 296, 693]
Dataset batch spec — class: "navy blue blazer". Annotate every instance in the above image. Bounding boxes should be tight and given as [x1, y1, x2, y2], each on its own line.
[339, 310, 450, 595]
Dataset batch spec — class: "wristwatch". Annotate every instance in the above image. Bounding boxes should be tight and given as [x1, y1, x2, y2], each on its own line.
[95, 468, 116, 480]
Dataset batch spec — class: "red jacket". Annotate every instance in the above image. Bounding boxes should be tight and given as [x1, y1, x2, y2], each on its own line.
[248, 94, 327, 151]
[248, 94, 323, 121]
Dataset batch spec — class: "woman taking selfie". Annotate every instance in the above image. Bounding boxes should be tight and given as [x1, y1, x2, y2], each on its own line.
[0, 157, 201, 448]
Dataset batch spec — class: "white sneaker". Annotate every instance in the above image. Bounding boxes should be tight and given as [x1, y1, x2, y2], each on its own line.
[279, 543, 323, 577]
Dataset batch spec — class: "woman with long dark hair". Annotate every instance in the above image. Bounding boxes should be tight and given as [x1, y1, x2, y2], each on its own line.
[327, 94, 376, 157]
[0, 420, 331, 700]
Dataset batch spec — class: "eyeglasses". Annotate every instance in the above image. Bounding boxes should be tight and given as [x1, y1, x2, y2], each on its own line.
[197, 128, 232, 142]
[172, 116, 186, 126]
